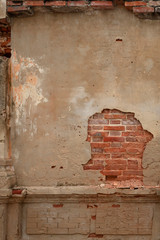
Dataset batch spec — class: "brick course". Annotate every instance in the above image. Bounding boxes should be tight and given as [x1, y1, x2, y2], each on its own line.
[83, 109, 153, 185]
[6, 0, 160, 17]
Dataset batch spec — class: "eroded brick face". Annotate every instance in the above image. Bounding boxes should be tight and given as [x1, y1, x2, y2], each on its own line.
[83, 109, 153, 184]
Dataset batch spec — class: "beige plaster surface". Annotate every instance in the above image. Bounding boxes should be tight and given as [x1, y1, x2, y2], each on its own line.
[0, 0, 6, 19]
[11, 7, 160, 186]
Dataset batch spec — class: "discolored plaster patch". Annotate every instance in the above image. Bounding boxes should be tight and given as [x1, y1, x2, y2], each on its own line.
[11, 51, 48, 125]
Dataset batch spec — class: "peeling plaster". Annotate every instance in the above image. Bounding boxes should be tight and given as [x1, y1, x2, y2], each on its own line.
[11, 51, 48, 126]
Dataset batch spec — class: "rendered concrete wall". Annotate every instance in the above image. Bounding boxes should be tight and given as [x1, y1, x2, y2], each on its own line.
[0, 0, 6, 19]
[11, 7, 160, 187]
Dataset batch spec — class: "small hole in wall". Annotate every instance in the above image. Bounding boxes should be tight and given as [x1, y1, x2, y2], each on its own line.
[60, 166, 63, 169]
[116, 38, 123, 42]
[51, 166, 56, 168]
[105, 176, 117, 181]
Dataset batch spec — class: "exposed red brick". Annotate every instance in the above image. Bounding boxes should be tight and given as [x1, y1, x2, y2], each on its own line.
[88, 233, 104, 238]
[0, 19, 11, 57]
[24, 1, 44, 6]
[122, 131, 144, 136]
[105, 164, 126, 170]
[7, 1, 22, 6]
[110, 119, 121, 124]
[133, 6, 154, 13]
[92, 154, 110, 160]
[83, 109, 153, 185]
[112, 204, 120, 207]
[123, 170, 143, 176]
[110, 131, 122, 136]
[12, 189, 23, 194]
[104, 147, 126, 153]
[111, 142, 121, 147]
[125, 1, 146, 10]
[91, 1, 113, 9]
[7, 6, 30, 12]
[106, 160, 126, 165]
[92, 126, 103, 130]
[91, 215, 96, 220]
[53, 204, 63, 208]
[45, 1, 66, 7]
[100, 170, 122, 176]
[104, 126, 125, 131]
[104, 114, 126, 119]
[122, 143, 144, 148]
[91, 143, 110, 148]
[104, 137, 125, 142]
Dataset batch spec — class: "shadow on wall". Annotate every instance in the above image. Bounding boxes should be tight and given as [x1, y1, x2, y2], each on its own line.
[83, 109, 153, 187]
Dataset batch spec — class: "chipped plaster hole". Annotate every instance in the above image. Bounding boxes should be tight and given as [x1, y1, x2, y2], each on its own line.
[83, 109, 153, 185]
[116, 38, 123, 42]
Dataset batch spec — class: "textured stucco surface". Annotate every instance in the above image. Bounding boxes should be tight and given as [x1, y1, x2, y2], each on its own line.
[0, 57, 7, 159]
[0, 0, 6, 19]
[11, 7, 160, 186]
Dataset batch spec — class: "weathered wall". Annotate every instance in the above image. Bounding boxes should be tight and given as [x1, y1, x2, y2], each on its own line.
[0, 56, 8, 161]
[11, 7, 160, 187]
[2, 188, 160, 240]
[0, 0, 6, 19]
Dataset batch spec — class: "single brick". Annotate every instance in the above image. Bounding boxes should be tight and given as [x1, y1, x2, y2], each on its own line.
[92, 126, 103, 130]
[104, 137, 125, 142]
[104, 114, 126, 119]
[100, 170, 122, 176]
[105, 164, 126, 170]
[90, 1, 113, 9]
[110, 131, 121, 136]
[123, 170, 143, 176]
[104, 147, 126, 153]
[109, 119, 121, 124]
[23, 1, 44, 6]
[133, 6, 154, 13]
[53, 204, 63, 208]
[104, 126, 125, 131]
[111, 142, 121, 147]
[92, 154, 110, 160]
[45, 1, 66, 6]
[91, 143, 110, 148]
[122, 119, 141, 125]
[7, 6, 30, 12]
[106, 160, 127, 165]
[125, 1, 146, 10]
[122, 131, 144, 136]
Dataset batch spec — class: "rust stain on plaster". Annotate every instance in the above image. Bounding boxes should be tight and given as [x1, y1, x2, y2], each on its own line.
[11, 50, 48, 124]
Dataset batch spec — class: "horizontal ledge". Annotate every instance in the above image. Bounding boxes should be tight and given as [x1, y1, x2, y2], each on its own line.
[13, 185, 160, 196]
[1, 186, 160, 203]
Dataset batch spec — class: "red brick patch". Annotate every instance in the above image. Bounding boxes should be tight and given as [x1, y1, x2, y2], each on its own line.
[83, 109, 153, 185]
